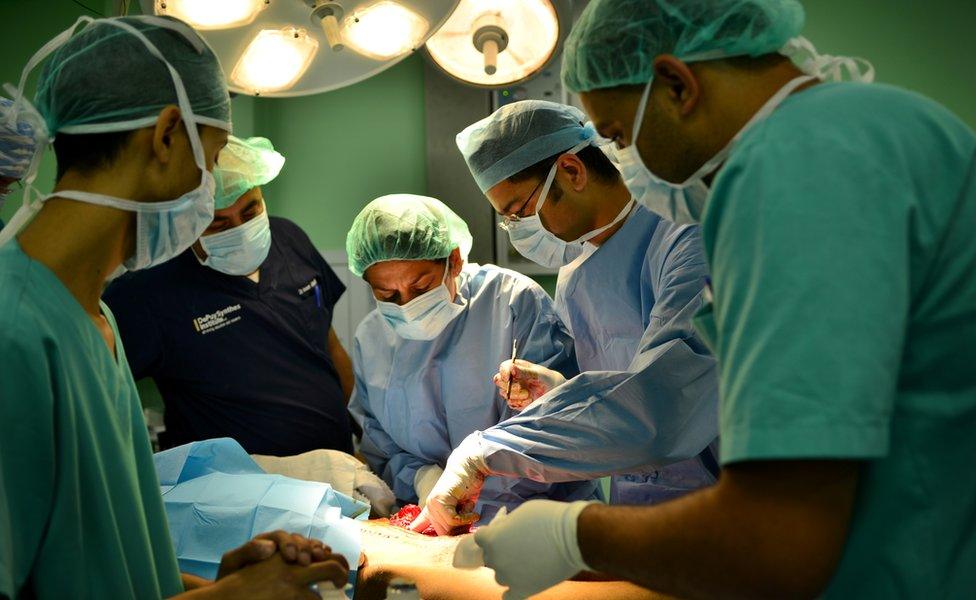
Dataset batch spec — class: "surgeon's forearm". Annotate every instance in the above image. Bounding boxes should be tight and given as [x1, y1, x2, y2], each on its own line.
[576, 460, 859, 600]
[328, 328, 355, 404]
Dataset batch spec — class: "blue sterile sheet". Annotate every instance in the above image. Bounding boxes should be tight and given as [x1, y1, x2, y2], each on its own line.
[154, 438, 366, 595]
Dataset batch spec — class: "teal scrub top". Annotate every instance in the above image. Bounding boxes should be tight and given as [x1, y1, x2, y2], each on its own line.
[0, 242, 183, 598]
[696, 82, 976, 597]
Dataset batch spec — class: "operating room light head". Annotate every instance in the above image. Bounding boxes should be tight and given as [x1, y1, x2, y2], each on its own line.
[364, 247, 462, 306]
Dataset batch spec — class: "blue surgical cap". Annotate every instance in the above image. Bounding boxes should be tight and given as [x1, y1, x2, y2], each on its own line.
[34, 16, 231, 135]
[456, 100, 598, 193]
[0, 97, 38, 180]
[214, 136, 285, 209]
[562, 0, 805, 93]
[346, 194, 474, 278]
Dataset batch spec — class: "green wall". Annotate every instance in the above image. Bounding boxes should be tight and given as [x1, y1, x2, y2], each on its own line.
[802, 0, 976, 128]
[242, 55, 428, 251]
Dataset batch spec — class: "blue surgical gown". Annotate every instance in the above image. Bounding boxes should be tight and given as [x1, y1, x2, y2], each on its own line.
[477, 206, 720, 504]
[349, 263, 598, 521]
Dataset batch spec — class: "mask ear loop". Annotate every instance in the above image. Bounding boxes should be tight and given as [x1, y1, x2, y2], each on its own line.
[630, 78, 653, 149]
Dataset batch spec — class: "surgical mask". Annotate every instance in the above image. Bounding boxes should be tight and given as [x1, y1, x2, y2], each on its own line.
[198, 210, 272, 276]
[0, 16, 225, 271]
[503, 140, 633, 268]
[619, 74, 816, 226]
[376, 258, 465, 341]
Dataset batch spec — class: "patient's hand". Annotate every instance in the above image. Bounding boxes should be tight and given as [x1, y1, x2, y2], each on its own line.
[217, 530, 349, 578]
[212, 552, 349, 600]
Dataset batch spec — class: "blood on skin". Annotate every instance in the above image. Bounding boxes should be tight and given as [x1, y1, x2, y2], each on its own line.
[389, 504, 474, 537]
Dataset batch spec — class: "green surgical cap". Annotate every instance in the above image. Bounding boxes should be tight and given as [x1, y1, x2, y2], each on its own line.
[457, 100, 597, 193]
[35, 16, 231, 135]
[214, 136, 285, 209]
[346, 194, 474, 278]
[562, 0, 805, 93]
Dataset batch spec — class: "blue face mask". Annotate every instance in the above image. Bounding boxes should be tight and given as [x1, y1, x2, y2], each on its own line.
[503, 140, 632, 268]
[375, 258, 465, 341]
[198, 210, 272, 276]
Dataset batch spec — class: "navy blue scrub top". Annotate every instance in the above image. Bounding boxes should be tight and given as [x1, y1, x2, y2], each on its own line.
[103, 216, 353, 456]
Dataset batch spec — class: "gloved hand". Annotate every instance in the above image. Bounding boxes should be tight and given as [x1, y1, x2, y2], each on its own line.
[493, 359, 566, 411]
[409, 434, 489, 536]
[354, 462, 397, 518]
[414, 464, 445, 508]
[467, 500, 594, 600]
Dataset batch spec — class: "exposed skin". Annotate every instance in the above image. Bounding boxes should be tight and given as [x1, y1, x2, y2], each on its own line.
[357, 564, 677, 600]
[555, 57, 859, 599]
[485, 153, 632, 245]
[15, 105, 349, 598]
[190, 187, 356, 402]
[363, 246, 464, 305]
[579, 54, 816, 182]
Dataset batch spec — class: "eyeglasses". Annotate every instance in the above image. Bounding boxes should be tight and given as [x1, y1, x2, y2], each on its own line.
[501, 178, 545, 227]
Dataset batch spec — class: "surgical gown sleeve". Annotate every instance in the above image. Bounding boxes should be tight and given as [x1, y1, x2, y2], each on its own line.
[479, 228, 718, 481]
[511, 283, 578, 380]
[0, 323, 55, 596]
[348, 336, 431, 504]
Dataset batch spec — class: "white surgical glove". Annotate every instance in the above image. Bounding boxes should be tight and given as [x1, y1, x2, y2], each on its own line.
[251, 450, 397, 517]
[354, 463, 397, 517]
[409, 434, 489, 536]
[493, 359, 567, 411]
[414, 464, 445, 508]
[470, 500, 594, 600]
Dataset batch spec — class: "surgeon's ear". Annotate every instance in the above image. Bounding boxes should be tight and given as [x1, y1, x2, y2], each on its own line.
[653, 55, 701, 118]
[449, 247, 463, 277]
[558, 153, 587, 193]
[151, 105, 185, 165]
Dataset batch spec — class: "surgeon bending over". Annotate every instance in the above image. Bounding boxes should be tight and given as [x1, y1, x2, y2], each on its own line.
[347, 194, 598, 523]
[0, 16, 347, 598]
[459, 1, 976, 599]
[415, 100, 718, 535]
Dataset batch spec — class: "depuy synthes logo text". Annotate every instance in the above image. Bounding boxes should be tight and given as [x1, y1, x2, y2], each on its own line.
[192, 304, 243, 335]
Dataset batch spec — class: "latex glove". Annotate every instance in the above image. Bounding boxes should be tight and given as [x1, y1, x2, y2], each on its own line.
[252, 449, 397, 517]
[354, 463, 397, 518]
[469, 500, 594, 600]
[493, 359, 566, 411]
[414, 464, 445, 508]
[409, 434, 488, 536]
